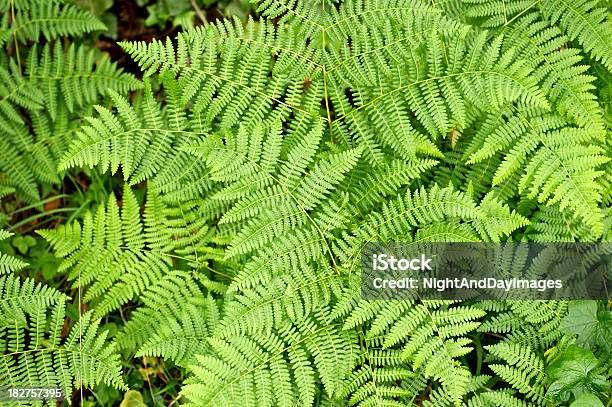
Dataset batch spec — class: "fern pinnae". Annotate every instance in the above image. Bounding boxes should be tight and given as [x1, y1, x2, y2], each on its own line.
[2, 0, 106, 44]
[0, 231, 27, 274]
[21, 0, 612, 405]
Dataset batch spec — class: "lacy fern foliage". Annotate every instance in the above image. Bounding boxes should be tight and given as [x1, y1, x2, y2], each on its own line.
[3, 0, 611, 405]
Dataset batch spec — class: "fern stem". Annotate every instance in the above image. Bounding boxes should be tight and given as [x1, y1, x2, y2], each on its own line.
[9, 195, 70, 216]
[197, 262, 234, 280]
[142, 357, 157, 405]
[10, 0, 21, 71]
[190, 0, 207, 24]
[7, 208, 78, 231]
[474, 334, 482, 376]
[501, 0, 539, 28]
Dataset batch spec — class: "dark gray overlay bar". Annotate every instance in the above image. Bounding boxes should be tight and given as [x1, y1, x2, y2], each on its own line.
[361, 243, 611, 300]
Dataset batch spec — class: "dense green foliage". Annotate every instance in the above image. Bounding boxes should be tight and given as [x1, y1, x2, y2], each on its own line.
[0, 0, 611, 405]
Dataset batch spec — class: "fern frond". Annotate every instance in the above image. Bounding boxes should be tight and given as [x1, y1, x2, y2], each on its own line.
[2, 0, 105, 44]
[539, 0, 612, 71]
[113, 271, 220, 367]
[38, 184, 177, 318]
[0, 274, 62, 322]
[182, 313, 358, 406]
[19, 1, 612, 405]
[59, 77, 206, 187]
[335, 184, 527, 266]
[0, 275, 125, 400]
[500, 12, 606, 136]
[329, 28, 549, 164]
[219, 266, 340, 337]
[0, 231, 27, 274]
[119, 16, 323, 131]
[338, 299, 485, 406]
[0, 40, 139, 201]
[485, 342, 546, 402]
[466, 110, 607, 236]
[27, 42, 141, 120]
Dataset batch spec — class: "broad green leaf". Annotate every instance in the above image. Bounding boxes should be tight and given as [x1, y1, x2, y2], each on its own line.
[570, 393, 605, 407]
[120, 390, 147, 407]
[560, 301, 612, 351]
[547, 345, 609, 402]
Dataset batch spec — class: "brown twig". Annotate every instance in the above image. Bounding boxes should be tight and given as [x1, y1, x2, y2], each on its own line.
[190, 0, 208, 24]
